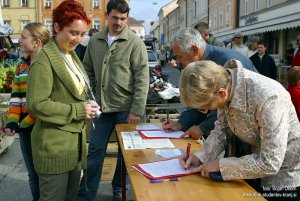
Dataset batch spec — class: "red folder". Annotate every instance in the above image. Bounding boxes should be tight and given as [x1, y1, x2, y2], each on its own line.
[132, 158, 194, 180]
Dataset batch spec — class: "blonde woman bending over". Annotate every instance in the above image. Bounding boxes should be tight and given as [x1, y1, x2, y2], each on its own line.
[179, 60, 300, 201]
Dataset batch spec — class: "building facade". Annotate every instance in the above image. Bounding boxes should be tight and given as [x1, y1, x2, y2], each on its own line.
[209, 0, 237, 37]
[150, 0, 299, 61]
[128, 17, 145, 38]
[38, 0, 107, 34]
[2, 0, 132, 42]
[2, 0, 38, 42]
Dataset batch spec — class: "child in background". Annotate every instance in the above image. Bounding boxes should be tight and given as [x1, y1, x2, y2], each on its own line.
[287, 66, 300, 121]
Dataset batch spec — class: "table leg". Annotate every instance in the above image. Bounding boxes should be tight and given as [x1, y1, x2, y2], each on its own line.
[122, 156, 126, 201]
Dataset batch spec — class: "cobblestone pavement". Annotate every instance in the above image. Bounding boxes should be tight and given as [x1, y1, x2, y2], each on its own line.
[0, 137, 134, 201]
[0, 64, 181, 201]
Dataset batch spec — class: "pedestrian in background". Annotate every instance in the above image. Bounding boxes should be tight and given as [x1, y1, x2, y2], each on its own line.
[250, 40, 277, 80]
[285, 43, 295, 65]
[291, 34, 300, 67]
[5, 22, 50, 201]
[247, 39, 258, 57]
[226, 32, 250, 58]
[194, 22, 224, 47]
[26, 1, 98, 201]
[159, 49, 166, 67]
[77, 0, 149, 200]
[75, 28, 99, 61]
[287, 66, 300, 121]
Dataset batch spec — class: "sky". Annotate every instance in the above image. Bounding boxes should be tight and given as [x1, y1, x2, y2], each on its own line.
[129, 0, 174, 34]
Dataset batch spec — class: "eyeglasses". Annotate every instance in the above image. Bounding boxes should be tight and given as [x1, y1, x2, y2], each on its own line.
[197, 108, 208, 114]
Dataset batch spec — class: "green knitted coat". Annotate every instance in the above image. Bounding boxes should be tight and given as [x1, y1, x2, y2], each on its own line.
[27, 38, 88, 174]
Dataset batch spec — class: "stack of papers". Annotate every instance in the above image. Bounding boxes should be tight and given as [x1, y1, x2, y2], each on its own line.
[136, 125, 162, 130]
[133, 158, 192, 180]
[155, 149, 184, 158]
[121, 131, 175, 150]
[138, 130, 184, 139]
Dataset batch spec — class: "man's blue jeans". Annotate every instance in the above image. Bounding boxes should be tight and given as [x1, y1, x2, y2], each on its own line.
[77, 112, 129, 201]
[19, 127, 40, 201]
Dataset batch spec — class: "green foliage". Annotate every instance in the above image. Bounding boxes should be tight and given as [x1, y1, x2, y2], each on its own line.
[0, 60, 19, 93]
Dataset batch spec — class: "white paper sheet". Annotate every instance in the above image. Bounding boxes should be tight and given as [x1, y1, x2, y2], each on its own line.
[133, 158, 192, 178]
[139, 130, 184, 138]
[136, 125, 162, 130]
[121, 131, 175, 150]
[155, 149, 184, 158]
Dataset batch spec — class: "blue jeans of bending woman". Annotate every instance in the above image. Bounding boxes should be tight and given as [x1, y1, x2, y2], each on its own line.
[77, 111, 129, 201]
[19, 127, 40, 201]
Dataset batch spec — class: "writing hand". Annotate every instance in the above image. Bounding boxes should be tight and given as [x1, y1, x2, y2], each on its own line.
[178, 153, 201, 170]
[162, 120, 183, 131]
[180, 126, 203, 139]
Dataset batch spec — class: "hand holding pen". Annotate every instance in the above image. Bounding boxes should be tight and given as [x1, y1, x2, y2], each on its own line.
[179, 142, 202, 170]
[162, 119, 183, 131]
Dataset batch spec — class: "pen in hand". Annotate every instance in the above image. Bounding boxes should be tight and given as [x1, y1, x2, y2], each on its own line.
[185, 143, 191, 170]
[150, 178, 181, 183]
[186, 142, 191, 161]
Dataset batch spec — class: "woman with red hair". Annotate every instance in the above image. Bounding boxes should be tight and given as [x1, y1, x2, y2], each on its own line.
[26, 1, 99, 200]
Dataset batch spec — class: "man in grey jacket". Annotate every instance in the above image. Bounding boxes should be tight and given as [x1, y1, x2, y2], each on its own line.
[77, 1, 149, 200]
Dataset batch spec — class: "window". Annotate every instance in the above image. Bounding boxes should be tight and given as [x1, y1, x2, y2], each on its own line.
[93, 0, 100, 9]
[255, 0, 259, 11]
[267, 0, 272, 7]
[21, 0, 28, 7]
[21, 20, 30, 30]
[213, 13, 217, 28]
[219, 9, 223, 28]
[225, 3, 231, 25]
[3, 20, 11, 25]
[45, 0, 52, 8]
[244, 0, 248, 15]
[2, 0, 10, 7]
[192, 1, 196, 18]
[209, 13, 212, 28]
[45, 19, 52, 33]
[93, 19, 100, 30]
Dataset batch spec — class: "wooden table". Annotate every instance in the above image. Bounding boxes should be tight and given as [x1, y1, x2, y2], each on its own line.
[116, 124, 266, 201]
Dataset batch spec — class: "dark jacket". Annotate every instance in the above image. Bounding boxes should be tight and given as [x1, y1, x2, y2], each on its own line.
[250, 52, 277, 80]
[178, 45, 257, 133]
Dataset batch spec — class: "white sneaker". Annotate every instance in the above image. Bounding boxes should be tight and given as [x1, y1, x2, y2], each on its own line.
[158, 86, 180, 99]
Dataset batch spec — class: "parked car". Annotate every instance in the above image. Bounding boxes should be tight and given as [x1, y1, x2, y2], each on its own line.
[147, 50, 161, 72]
[144, 35, 157, 54]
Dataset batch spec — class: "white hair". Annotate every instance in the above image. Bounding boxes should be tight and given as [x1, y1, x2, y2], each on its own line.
[173, 28, 207, 53]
